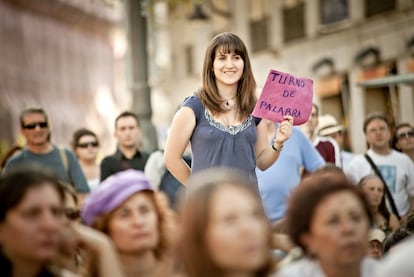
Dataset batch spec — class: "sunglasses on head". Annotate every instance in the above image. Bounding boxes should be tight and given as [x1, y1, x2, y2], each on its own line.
[397, 131, 414, 140]
[64, 208, 80, 220]
[22, 122, 48, 129]
[77, 141, 99, 148]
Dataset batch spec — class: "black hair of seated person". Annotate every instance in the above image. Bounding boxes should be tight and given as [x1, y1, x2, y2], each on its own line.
[383, 228, 412, 253]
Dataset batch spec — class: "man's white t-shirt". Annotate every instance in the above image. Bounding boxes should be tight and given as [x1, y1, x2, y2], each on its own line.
[345, 149, 414, 216]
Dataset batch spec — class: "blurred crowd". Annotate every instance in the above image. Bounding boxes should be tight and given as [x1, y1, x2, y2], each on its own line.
[1, 32, 414, 277]
[1, 104, 413, 277]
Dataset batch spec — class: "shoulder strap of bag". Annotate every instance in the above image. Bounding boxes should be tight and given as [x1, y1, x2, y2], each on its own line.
[364, 153, 401, 220]
[59, 147, 72, 184]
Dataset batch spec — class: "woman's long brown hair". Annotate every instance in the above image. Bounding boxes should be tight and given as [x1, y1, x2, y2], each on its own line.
[197, 32, 257, 118]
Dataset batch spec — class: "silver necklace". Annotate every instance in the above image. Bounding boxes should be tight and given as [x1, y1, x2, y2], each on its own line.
[221, 95, 236, 111]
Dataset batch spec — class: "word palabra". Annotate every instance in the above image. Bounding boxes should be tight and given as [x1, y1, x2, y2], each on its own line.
[259, 101, 302, 118]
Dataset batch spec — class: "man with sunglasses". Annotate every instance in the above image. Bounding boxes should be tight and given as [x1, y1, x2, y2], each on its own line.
[393, 123, 414, 162]
[2, 108, 89, 194]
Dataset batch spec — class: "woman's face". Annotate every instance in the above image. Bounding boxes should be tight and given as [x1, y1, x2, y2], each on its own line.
[213, 47, 244, 89]
[108, 192, 159, 254]
[75, 134, 99, 162]
[361, 177, 384, 208]
[0, 184, 63, 263]
[206, 185, 269, 274]
[302, 191, 369, 267]
[395, 126, 414, 153]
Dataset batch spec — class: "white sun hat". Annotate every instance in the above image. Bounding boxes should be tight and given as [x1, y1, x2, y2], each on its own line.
[317, 114, 345, 136]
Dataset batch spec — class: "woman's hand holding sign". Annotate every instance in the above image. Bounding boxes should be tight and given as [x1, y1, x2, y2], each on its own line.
[273, 115, 294, 151]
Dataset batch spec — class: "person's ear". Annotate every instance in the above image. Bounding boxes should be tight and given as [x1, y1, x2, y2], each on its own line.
[300, 232, 316, 256]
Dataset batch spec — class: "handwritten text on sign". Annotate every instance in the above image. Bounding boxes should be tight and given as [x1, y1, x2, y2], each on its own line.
[252, 70, 313, 125]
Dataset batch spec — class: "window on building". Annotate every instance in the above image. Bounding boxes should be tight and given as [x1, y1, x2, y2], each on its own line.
[320, 0, 348, 25]
[365, 0, 395, 17]
[250, 17, 268, 52]
[283, 1, 305, 43]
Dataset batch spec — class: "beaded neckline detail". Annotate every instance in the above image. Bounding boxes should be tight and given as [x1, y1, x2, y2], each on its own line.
[204, 110, 252, 135]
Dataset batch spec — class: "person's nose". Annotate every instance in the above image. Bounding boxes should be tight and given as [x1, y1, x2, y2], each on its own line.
[341, 218, 357, 235]
[224, 57, 235, 68]
[40, 211, 60, 232]
[131, 211, 145, 227]
[239, 217, 262, 238]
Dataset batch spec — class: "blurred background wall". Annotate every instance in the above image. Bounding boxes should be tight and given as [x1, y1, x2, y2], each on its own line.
[0, 0, 129, 157]
[149, 0, 414, 154]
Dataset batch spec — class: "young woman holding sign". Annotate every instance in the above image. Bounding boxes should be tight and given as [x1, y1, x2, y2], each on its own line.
[164, 32, 293, 189]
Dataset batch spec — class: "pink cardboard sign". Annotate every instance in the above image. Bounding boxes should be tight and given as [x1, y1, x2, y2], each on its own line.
[252, 69, 313, 125]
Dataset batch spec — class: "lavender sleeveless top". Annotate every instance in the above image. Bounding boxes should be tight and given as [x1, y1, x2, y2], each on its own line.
[183, 95, 259, 186]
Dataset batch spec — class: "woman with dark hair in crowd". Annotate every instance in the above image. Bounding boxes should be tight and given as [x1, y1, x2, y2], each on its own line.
[177, 167, 276, 277]
[0, 165, 67, 276]
[0, 165, 123, 277]
[358, 174, 399, 234]
[276, 171, 377, 277]
[81, 169, 176, 277]
[72, 128, 100, 191]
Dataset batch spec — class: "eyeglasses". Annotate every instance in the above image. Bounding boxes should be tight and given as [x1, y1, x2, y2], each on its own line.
[77, 142, 99, 148]
[22, 122, 48, 129]
[397, 131, 414, 140]
[64, 208, 80, 220]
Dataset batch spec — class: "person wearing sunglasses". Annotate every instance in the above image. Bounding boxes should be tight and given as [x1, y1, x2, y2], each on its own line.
[2, 108, 90, 195]
[393, 123, 414, 162]
[72, 128, 101, 192]
[345, 113, 414, 219]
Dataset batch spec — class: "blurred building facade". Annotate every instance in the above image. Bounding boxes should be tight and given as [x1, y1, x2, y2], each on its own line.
[0, 0, 128, 155]
[149, 0, 414, 153]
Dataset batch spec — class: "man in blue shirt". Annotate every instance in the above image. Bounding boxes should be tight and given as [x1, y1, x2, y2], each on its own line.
[256, 122, 325, 222]
[3, 108, 89, 194]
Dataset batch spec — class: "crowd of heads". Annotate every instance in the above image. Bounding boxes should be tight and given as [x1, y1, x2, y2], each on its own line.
[1, 163, 413, 276]
[1, 31, 414, 277]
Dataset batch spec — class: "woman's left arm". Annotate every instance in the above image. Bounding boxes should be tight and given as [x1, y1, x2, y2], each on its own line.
[256, 116, 293, 170]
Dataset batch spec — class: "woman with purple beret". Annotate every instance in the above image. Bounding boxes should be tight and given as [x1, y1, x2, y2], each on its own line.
[82, 169, 176, 277]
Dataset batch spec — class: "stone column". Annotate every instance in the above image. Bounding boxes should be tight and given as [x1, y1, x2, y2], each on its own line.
[397, 59, 414, 123]
[125, 0, 158, 151]
[191, 20, 213, 77]
[268, 0, 283, 51]
[348, 67, 367, 154]
[397, 0, 413, 11]
[349, 0, 364, 23]
[305, 0, 319, 39]
[230, 0, 251, 51]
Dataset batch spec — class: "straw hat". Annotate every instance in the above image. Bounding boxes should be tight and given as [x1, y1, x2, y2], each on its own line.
[317, 114, 345, 136]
